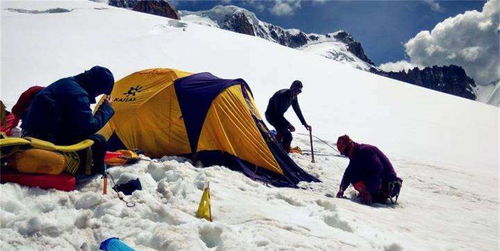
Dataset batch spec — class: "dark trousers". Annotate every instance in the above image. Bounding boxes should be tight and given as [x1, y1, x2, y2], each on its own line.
[89, 134, 107, 175]
[354, 176, 401, 204]
[76, 134, 107, 176]
[265, 113, 292, 152]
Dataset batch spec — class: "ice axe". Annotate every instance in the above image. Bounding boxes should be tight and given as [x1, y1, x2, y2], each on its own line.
[308, 126, 315, 163]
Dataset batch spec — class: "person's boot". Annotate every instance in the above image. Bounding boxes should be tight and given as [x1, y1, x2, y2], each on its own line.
[290, 146, 302, 154]
[282, 143, 291, 153]
[275, 132, 283, 143]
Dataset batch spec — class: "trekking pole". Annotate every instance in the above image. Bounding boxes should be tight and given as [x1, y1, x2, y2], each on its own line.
[309, 126, 315, 163]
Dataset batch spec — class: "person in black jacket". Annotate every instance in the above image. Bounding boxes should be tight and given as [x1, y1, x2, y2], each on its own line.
[20, 66, 115, 175]
[21, 66, 115, 145]
[265, 80, 310, 152]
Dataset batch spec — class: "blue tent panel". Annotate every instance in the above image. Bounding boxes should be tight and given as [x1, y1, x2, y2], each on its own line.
[174, 72, 251, 153]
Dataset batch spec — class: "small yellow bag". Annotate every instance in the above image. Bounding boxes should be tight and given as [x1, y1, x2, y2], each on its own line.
[7, 149, 66, 175]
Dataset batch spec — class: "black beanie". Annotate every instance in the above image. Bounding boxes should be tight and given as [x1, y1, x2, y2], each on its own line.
[291, 80, 303, 89]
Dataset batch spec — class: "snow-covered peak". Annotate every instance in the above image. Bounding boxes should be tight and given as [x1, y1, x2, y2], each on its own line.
[180, 5, 261, 28]
[179, 5, 375, 70]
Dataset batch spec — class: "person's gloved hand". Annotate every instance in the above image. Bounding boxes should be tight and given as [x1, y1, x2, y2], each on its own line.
[336, 190, 344, 198]
[305, 124, 311, 131]
[105, 95, 113, 105]
[288, 124, 296, 132]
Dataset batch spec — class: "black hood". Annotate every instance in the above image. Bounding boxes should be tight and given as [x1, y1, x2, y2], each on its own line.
[74, 66, 114, 103]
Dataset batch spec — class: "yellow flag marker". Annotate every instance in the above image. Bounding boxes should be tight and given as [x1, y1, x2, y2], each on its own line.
[196, 182, 212, 221]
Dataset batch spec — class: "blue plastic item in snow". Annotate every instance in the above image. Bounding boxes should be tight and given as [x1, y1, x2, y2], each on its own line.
[99, 237, 135, 251]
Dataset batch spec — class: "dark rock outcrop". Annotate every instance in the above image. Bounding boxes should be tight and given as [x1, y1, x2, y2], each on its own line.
[108, 0, 135, 9]
[333, 31, 374, 65]
[266, 25, 309, 48]
[109, 0, 180, 20]
[370, 65, 477, 100]
[222, 12, 255, 36]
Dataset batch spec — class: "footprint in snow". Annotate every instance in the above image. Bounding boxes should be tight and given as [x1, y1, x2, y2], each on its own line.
[150, 21, 188, 34]
[384, 243, 403, 251]
[274, 193, 305, 207]
[199, 224, 223, 248]
[316, 199, 337, 212]
[168, 20, 188, 29]
[323, 213, 353, 232]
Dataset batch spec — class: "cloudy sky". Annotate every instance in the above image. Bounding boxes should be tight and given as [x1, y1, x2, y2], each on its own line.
[172, 0, 498, 85]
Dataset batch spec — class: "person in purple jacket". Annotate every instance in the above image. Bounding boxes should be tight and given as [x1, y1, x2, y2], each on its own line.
[335, 135, 402, 205]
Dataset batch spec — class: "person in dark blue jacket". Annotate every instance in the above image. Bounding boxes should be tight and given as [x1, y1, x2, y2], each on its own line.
[22, 66, 115, 146]
[265, 80, 310, 152]
[336, 135, 402, 205]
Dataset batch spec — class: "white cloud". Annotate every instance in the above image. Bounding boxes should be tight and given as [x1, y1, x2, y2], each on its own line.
[378, 60, 421, 72]
[424, 0, 442, 12]
[399, 0, 499, 85]
[255, 4, 266, 12]
[270, 0, 301, 16]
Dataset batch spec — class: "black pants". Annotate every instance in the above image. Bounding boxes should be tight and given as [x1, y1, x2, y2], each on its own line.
[76, 134, 107, 175]
[265, 113, 292, 151]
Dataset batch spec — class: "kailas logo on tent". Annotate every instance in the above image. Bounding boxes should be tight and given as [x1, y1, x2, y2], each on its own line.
[114, 85, 143, 102]
[124, 85, 143, 97]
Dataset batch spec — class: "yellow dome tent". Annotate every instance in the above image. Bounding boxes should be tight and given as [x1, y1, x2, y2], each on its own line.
[98, 68, 319, 187]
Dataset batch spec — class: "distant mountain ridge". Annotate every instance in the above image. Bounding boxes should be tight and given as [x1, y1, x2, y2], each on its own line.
[108, 2, 484, 103]
[180, 5, 479, 101]
[180, 5, 375, 71]
[370, 65, 477, 100]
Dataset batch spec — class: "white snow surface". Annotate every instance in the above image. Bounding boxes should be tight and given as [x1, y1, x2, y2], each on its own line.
[1, 1, 499, 250]
[299, 41, 373, 71]
[476, 80, 500, 106]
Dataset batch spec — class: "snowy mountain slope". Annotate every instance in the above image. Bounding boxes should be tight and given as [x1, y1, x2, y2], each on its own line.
[300, 38, 373, 71]
[180, 5, 374, 71]
[476, 80, 500, 106]
[1, 1, 498, 250]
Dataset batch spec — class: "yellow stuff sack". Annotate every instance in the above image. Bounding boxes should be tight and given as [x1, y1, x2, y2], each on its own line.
[7, 148, 66, 175]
